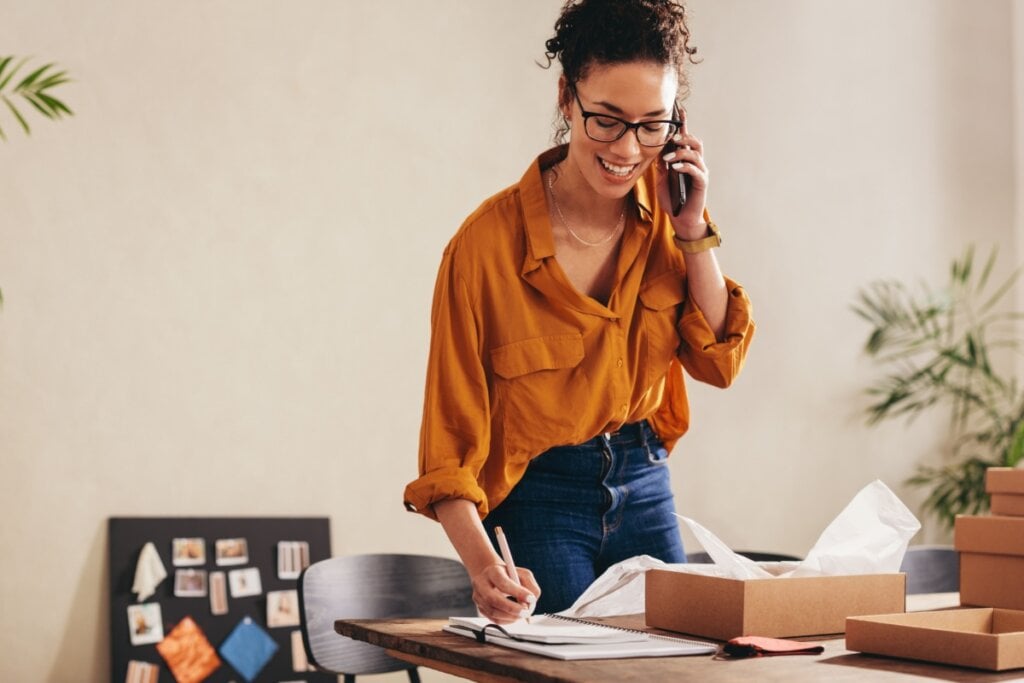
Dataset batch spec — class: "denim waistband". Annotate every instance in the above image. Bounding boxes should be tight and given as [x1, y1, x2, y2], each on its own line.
[553, 420, 656, 451]
[536, 419, 669, 470]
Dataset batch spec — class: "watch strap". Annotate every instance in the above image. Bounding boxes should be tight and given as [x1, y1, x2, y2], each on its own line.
[673, 220, 722, 254]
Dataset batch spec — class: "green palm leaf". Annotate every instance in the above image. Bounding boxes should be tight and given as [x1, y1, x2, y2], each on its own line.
[0, 55, 73, 140]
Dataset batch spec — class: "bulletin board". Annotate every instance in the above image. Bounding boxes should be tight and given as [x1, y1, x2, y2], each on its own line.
[108, 517, 336, 683]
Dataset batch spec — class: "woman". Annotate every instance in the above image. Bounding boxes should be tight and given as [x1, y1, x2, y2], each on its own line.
[404, 0, 754, 622]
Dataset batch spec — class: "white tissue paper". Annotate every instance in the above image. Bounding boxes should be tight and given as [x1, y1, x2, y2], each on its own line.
[680, 515, 773, 579]
[556, 555, 669, 618]
[132, 541, 168, 602]
[789, 479, 921, 577]
[557, 479, 920, 618]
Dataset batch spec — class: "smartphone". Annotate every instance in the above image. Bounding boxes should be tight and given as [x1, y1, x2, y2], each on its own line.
[664, 140, 692, 217]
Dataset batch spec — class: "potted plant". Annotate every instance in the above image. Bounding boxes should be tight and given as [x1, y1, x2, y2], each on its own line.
[853, 246, 1024, 528]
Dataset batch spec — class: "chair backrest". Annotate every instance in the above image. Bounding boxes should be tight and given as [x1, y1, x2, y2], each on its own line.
[686, 550, 802, 563]
[298, 553, 476, 675]
[899, 545, 959, 594]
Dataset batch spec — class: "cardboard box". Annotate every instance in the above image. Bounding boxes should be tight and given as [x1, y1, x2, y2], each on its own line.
[955, 515, 1024, 610]
[955, 515, 1024, 555]
[992, 494, 1024, 516]
[960, 554, 1024, 610]
[846, 608, 1024, 671]
[987, 467, 1024, 493]
[988, 468, 1024, 517]
[645, 569, 905, 640]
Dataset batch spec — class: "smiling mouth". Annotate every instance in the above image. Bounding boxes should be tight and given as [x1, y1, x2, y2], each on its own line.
[599, 157, 639, 178]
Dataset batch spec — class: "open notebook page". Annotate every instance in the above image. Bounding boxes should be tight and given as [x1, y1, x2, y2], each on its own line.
[447, 615, 648, 644]
[443, 618, 717, 661]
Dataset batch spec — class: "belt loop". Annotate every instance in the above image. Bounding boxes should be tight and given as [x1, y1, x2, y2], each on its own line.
[643, 421, 669, 464]
[639, 421, 653, 460]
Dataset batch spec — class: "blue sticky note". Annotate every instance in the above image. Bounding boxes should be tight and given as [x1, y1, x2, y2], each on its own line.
[219, 616, 278, 682]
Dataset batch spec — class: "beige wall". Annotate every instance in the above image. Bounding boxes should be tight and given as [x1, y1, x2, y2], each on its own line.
[1017, 0, 1024, 373]
[0, 1, 1018, 681]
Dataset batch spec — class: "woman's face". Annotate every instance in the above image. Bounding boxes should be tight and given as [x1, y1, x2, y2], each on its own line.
[561, 61, 679, 200]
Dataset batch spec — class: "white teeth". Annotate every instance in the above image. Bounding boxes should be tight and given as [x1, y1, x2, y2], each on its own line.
[599, 158, 636, 176]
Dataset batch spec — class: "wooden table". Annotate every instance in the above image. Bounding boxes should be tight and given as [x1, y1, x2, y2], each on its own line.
[335, 609, 1023, 683]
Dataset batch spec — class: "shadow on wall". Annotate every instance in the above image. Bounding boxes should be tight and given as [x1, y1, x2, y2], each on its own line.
[48, 521, 108, 682]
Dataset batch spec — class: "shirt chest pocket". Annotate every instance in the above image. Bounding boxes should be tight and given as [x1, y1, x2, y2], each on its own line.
[639, 273, 685, 386]
[491, 333, 585, 379]
[490, 333, 588, 460]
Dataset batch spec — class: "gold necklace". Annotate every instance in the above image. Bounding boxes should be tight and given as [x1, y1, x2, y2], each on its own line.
[547, 171, 625, 247]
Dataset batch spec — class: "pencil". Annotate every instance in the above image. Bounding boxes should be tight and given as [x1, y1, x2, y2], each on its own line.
[495, 526, 533, 621]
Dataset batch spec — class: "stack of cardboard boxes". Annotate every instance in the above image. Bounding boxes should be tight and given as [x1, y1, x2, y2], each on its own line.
[847, 467, 1024, 671]
[957, 468, 1024, 610]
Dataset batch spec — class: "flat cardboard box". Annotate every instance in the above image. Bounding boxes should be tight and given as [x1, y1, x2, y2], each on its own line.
[960, 553, 1024, 610]
[987, 468, 1024, 517]
[846, 608, 1024, 671]
[645, 569, 905, 640]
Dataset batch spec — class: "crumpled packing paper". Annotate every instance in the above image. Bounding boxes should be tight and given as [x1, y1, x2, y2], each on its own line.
[558, 479, 920, 618]
[132, 541, 168, 602]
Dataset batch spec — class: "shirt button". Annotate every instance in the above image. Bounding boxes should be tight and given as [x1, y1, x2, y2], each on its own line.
[616, 358, 623, 368]
[620, 403, 628, 413]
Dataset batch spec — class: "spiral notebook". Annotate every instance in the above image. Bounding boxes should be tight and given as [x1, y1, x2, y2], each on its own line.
[444, 615, 716, 660]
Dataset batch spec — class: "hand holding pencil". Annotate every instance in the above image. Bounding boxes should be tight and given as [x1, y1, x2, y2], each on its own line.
[495, 527, 538, 622]
[470, 527, 540, 624]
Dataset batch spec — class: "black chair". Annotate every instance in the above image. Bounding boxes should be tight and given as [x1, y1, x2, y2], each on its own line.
[686, 550, 802, 563]
[899, 545, 959, 594]
[298, 553, 476, 683]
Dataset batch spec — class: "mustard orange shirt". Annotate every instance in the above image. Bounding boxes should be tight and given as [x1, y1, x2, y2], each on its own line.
[404, 146, 755, 520]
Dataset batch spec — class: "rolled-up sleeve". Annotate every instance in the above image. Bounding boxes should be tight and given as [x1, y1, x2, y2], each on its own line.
[403, 247, 491, 521]
[677, 276, 755, 388]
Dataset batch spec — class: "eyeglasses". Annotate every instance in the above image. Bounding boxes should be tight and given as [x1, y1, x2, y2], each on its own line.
[572, 87, 681, 147]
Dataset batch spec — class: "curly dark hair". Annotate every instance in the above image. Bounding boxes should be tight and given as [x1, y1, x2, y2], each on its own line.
[542, 0, 699, 144]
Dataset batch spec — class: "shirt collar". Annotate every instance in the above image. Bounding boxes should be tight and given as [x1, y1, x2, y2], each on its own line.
[519, 147, 561, 272]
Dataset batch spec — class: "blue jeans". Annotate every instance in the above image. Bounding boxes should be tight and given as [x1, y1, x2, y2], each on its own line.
[483, 421, 686, 615]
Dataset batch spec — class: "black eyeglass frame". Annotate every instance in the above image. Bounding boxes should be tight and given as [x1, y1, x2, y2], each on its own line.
[571, 87, 682, 147]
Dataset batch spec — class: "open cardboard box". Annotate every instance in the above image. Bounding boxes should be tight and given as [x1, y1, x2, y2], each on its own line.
[847, 608, 1024, 671]
[645, 567, 905, 641]
[988, 467, 1024, 517]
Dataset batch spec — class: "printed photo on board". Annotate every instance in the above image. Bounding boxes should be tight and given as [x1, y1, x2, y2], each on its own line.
[267, 589, 301, 628]
[127, 603, 164, 646]
[171, 538, 206, 567]
[174, 569, 208, 597]
[209, 571, 229, 615]
[214, 538, 249, 566]
[277, 541, 310, 579]
[228, 567, 262, 598]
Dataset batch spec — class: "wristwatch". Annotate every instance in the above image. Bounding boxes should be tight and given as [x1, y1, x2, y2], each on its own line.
[673, 220, 722, 254]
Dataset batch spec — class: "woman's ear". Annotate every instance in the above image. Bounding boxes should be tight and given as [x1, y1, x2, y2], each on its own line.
[557, 74, 572, 120]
